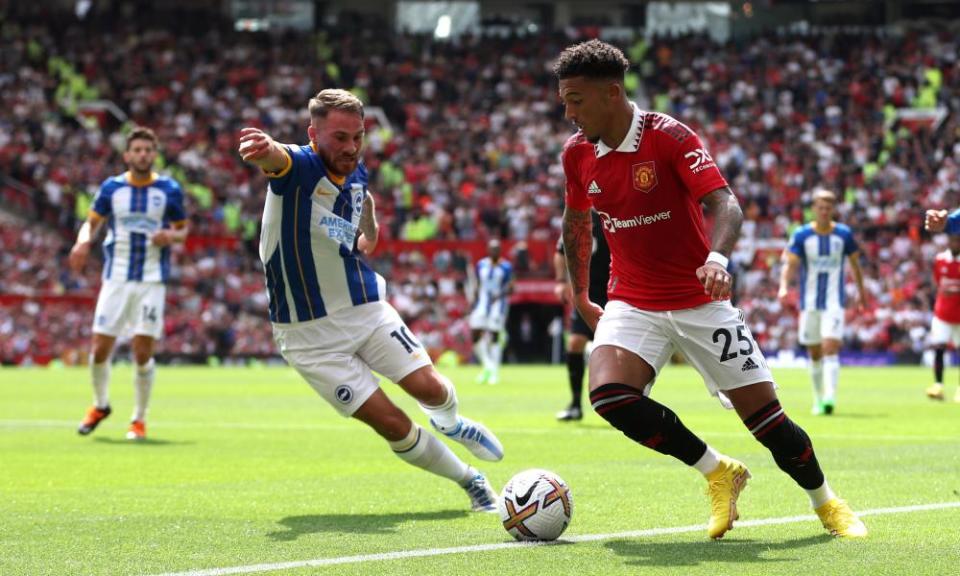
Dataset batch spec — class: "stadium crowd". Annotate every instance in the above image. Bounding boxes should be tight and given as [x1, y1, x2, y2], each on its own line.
[1, 12, 959, 364]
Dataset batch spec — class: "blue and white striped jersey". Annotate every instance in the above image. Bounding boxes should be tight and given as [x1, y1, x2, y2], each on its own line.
[92, 172, 186, 283]
[259, 143, 385, 324]
[473, 257, 513, 317]
[788, 223, 859, 311]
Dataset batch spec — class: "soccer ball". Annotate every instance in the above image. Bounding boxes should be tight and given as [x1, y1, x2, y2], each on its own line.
[498, 469, 573, 541]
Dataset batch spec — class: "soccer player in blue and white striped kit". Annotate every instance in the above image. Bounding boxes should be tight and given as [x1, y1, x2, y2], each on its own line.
[70, 127, 189, 441]
[468, 240, 513, 385]
[778, 189, 868, 415]
[238, 89, 502, 512]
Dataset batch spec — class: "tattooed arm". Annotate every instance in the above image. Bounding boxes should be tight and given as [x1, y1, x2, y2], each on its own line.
[563, 205, 604, 330]
[697, 187, 742, 300]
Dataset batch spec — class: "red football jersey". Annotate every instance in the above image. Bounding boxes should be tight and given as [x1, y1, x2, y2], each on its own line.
[562, 104, 729, 311]
[933, 249, 960, 323]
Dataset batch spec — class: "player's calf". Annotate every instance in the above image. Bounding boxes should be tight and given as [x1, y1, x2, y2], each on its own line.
[743, 399, 825, 489]
[589, 383, 707, 465]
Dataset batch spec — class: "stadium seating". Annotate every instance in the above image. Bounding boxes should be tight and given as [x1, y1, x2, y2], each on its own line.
[1, 14, 958, 364]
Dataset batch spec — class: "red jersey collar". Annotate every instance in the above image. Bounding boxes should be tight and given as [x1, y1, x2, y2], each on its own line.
[595, 102, 643, 158]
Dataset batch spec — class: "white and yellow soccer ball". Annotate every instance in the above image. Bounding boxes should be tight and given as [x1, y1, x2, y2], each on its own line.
[498, 469, 573, 541]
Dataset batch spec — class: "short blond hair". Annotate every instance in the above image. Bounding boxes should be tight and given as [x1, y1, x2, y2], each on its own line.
[811, 188, 837, 204]
[308, 89, 364, 120]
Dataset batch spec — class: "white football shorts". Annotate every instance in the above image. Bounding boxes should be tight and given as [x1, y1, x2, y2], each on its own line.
[593, 299, 774, 408]
[272, 301, 433, 417]
[798, 308, 845, 346]
[92, 281, 166, 339]
[468, 300, 509, 333]
[929, 316, 960, 347]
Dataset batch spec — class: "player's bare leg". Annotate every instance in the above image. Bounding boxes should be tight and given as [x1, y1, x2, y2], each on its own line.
[725, 382, 866, 537]
[586, 345, 742, 538]
[127, 335, 156, 440]
[78, 334, 116, 435]
[352, 388, 496, 512]
[398, 366, 503, 461]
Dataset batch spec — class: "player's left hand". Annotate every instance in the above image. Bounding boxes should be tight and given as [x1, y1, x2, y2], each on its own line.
[696, 262, 732, 301]
[151, 230, 174, 247]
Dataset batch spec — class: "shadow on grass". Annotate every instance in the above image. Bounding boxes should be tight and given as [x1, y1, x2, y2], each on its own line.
[268, 509, 469, 541]
[92, 437, 193, 446]
[605, 534, 832, 566]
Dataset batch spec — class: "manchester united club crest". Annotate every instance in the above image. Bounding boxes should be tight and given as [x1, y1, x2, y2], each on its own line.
[632, 162, 657, 193]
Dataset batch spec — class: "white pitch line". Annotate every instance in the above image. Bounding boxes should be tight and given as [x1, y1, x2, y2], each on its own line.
[150, 501, 960, 576]
[0, 419, 953, 442]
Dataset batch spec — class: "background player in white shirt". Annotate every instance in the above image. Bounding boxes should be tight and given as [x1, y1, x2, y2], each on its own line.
[69, 127, 189, 441]
[467, 239, 513, 385]
[778, 189, 867, 415]
[238, 89, 502, 512]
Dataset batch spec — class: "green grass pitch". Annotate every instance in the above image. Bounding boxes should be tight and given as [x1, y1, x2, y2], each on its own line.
[2, 364, 959, 575]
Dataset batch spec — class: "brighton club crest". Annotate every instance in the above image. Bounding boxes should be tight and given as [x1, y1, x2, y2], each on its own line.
[632, 162, 657, 192]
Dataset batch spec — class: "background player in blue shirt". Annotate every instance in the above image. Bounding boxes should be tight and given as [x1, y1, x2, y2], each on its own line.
[779, 189, 867, 415]
[69, 127, 189, 440]
[468, 239, 513, 385]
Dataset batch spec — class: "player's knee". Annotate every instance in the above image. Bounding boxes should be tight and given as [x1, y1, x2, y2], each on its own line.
[91, 344, 112, 364]
[372, 413, 414, 442]
[568, 335, 587, 353]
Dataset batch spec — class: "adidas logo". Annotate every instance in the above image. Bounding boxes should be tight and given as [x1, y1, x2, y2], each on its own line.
[741, 357, 759, 372]
[588, 180, 602, 194]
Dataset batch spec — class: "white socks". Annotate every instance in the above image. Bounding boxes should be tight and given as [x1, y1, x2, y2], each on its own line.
[474, 337, 490, 371]
[91, 356, 111, 408]
[490, 339, 503, 377]
[822, 355, 840, 403]
[419, 376, 459, 431]
[809, 358, 824, 404]
[806, 480, 837, 508]
[389, 424, 470, 483]
[132, 358, 156, 422]
[693, 445, 723, 476]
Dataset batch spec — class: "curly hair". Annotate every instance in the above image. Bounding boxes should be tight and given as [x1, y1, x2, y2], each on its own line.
[553, 39, 629, 80]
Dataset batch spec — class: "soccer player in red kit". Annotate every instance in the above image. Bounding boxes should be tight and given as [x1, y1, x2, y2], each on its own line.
[926, 233, 960, 402]
[555, 39, 866, 539]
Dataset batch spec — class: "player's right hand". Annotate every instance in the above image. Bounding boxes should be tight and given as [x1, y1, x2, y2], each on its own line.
[68, 242, 89, 274]
[574, 294, 603, 332]
[925, 209, 948, 233]
[238, 127, 274, 162]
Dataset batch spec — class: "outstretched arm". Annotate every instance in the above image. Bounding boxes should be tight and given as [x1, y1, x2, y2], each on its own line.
[238, 127, 291, 175]
[698, 187, 742, 300]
